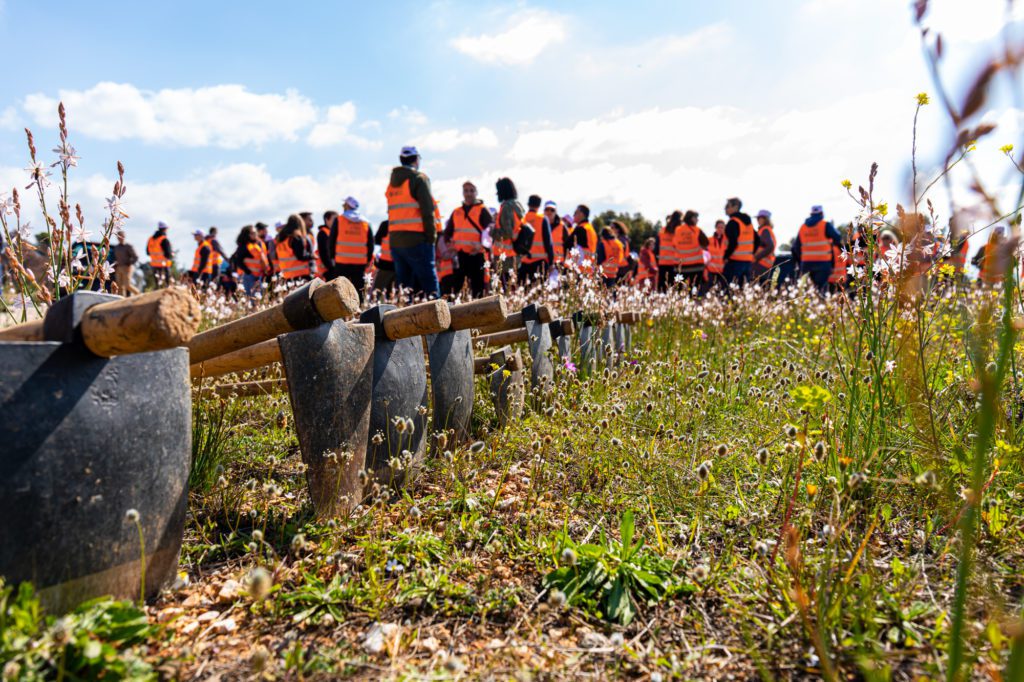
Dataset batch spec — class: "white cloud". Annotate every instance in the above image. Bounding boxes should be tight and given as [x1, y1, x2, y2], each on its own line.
[414, 127, 499, 153]
[508, 107, 756, 163]
[306, 102, 381, 149]
[388, 106, 429, 127]
[0, 105, 17, 130]
[450, 9, 567, 65]
[923, 0, 1024, 43]
[23, 82, 318, 148]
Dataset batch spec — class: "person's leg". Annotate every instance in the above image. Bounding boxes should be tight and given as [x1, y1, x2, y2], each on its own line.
[463, 252, 485, 298]
[414, 241, 440, 299]
[392, 247, 414, 293]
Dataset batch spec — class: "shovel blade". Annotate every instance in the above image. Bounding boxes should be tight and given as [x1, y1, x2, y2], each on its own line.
[525, 319, 554, 394]
[279, 320, 375, 518]
[367, 336, 429, 488]
[427, 329, 474, 444]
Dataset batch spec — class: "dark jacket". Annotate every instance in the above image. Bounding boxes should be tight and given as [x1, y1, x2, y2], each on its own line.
[387, 165, 437, 248]
[724, 212, 761, 261]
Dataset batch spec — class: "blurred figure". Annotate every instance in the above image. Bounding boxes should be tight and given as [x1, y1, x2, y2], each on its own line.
[793, 204, 842, 295]
[275, 214, 312, 282]
[942, 223, 971, 281]
[723, 197, 759, 287]
[656, 211, 682, 291]
[492, 177, 528, 288]
[233, 224, 270, 298]
[566, 205, 597, 275]
[386, 146, 440, 299]
[207, 227, 228, 286]
[315, 210, 337, 279]
[752, 209, 776, 282]
[299, 212, 316, 278]
[973, 226, 1009, 287]
[373, 220, 397, 295]
[828, 241, 849, 294]
[610, 220, 633, 282]
[597, 225, 626, 288]
[256, 221, 276, 279]
[147, 221, 173, 287]
[111, 230, 139, 296]
[635, 237, 658, 289]
[518, 194, 554, 284]
[705, 219, 727, 292]
[187, 229, 214, 286]
[444, 181, 492, 297]
[329, 196, 374, 300]
[436, 228, 459, 297]
[543, 201, 566, 269]
[676, 210, 708, 292]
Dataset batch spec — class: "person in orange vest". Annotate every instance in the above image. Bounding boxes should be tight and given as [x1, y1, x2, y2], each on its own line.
[656, 212, 683, 291]
[635, 237, 658, 289]
[596, 226, 626, 288]
[275, 213, 313, 282]
[704, 219, 727, 293]
[676, 210, 708, 292]
[491, 177, 529, 289]
[187, 229, 214, 286]
[828, 242, 849, 294]
[941, 225, 970, 281]
[436, 228, 459, 298]
[207, 227, 228, 278]
[722, 197, 760, 287]
[443, 181, 493, 298]
[792, 204, 843, 294]
[565, 205, 598, 274]
[972, 226, 1010, 287]
[256, 222, 276, 280]
[610, 220, 634, 281]
[518, 195, 555, 284]
[543, 201, 566, 269]
[329, 196, 374, 300]
[752, 209, 777, 283]
[373, 220, 396, 295]
[315, 210, 337, 279]
[232, 224, 270, 298]
[147, 221, 173, 287]
[386, 146, 440, 299]
[299, 212, 317, 278]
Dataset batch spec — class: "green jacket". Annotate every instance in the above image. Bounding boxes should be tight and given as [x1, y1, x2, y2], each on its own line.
[387, 165, 437, 248]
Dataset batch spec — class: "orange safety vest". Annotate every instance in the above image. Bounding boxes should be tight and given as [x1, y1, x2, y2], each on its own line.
[658, 228, 680, 266]
[579, 222, 597, 265]
[209, 239, 223, 272]
[798, 222, 832, 263]
[450, 203, 487, 255]
[315, 225, 330, 277]
[707, 234, 726, 274]
[551, 221, 565, 264]
[730, 218, 755, 262]
[379, 232, 392, 263]
[949, 239, 969, 273]
[521, 211, 548, 264]
[828, 245, 848, 284]
[982, 236, 1005, 284]
[600, 237, 625, 279]
[757, 225, 776, 268]
[636, 247, 658, 282]
[676, 224, 704, 267]
[243, 242, 268, 277]
[437, 252, 455, 280]
[333, 216, 370, 265]
[191, 239, 213, 275]
[275, 237, 307, 279]
[493, 205, 522, 259]
[148, 234, 171, 268]
[386, 179, 425, 234]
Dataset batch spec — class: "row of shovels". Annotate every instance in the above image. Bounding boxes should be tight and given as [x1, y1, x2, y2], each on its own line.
[0, 280, 640, 611]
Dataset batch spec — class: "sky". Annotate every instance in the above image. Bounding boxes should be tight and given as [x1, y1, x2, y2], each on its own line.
[0, 0, 1022, 252]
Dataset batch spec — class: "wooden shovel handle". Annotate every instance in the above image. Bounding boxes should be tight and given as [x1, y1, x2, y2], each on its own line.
[537, 305, 555, 323]
[447, 295, 507, 332]
[190, 338, 282, 379]
[382, 299, 451, 340]
[188, 278, 358, 363]
[0, 288, 201, 357]
[475, 326, 528, 348]
[617, 311, 642, 325]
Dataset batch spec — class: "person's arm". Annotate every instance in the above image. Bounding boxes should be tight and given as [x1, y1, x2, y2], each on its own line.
[478, 206, 493, 230]
[212, 239, 228, 258]
[411, 173, 437, 241]
[792, 235, 802, 263]
[723, 220, 739, 259]
[971, 246, 985, 267]
[162, 239, 173, 259]
[697, 229, 709, 249]
[542, 218, 554, 263]
[825, 222, 843, 247]
[596, 240, 606, 264]
[653, 233, 661, 258]
[443, 213, 455, 240]
[127, 244, 138, 265]
[753, 230, 773, 261]
[365, 223, 374, 263]
[291, 235, 309, 261]
[197, 245, 210, 273]
[327, 218, 339, 265]
[376, 221, 388, 245]
[317, 226, 331, 268]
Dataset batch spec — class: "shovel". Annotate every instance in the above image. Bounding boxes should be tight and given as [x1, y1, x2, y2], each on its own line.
[0, 289, 200, 612]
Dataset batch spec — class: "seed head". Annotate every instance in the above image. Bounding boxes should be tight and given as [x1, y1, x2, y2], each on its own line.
[560, 547, 578, 567]
[124, 508, 140, 524]
[549, 589, 567, 608]
[785, 424, 798, 438]
[716, 443, 728, 456]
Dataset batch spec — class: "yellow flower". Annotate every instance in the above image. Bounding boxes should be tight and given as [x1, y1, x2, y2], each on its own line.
[916, 92, 930, 106]
[876, 202, 888, 217]
[1000, 143, 1015, 155]
[965, 140, 977, 153]
[806, 483, 819, 497]
[841, 179, 852, 189]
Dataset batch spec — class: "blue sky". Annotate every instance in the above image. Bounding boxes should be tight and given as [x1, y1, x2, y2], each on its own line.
[1, 0, 1021, 249]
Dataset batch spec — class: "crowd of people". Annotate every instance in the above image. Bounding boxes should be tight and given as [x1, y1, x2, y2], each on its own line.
[127, 146, 1011, 302]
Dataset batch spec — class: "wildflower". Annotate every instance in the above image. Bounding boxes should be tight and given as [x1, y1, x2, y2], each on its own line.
[785, 424, 798, 438]
[245, 566, 273, 599]
[290, 533, 306, 552]
[385, 559, 405, 575]
[372, 432, 384, 445]
[470, 440, 486, 453]
[394, 416, 408, 433]
[1000, 143, 1014, 155]
[548, 589, 567, 608]
[813, 441, 826, 459]
[820, 524, 835, 540]
[756, 448, 770, 466]
[916, 92, 930, 106]
[100, 261, 115, 279]
[560, 547, 578, 567]
[806, 483, 818, 497]
[716, 443, 728, 456]
[915, 470, 937, 487]
[409, 505, 422, 519]
[883, 360, 896, 375]
[692, 564, 710, 581]
[848, 472, 867, 489]
[252, 529, 264, 543]
[124, 508, 140, 524]
[609, 632, 624, 647]
[610, 437, 622, 448]
[841, 179, 852, 189]
[697, 461, 711, 481]
[754, 540, 769, 558]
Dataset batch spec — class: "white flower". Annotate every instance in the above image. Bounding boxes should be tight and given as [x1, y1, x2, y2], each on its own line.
[883, 360, 896, 375]
[0, 194, 13, 217]
[25, 160, 52, 189]
[51, 143, 80, 169]
[70, 253, 86, 272]
[71, 224, 91, 243]
[57, 271, 71, 288]
[100, 261, 115, 278]
[16, 221, 33, 241]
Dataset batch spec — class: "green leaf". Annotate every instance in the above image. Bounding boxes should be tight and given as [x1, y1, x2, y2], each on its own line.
[620, 510, 635, 555]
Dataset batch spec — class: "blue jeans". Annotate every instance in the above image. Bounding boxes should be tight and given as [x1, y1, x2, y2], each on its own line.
[722, 260, 752, 286]
[392, 241, 440, 299]
[242, 273, 262, 298]
[801, 262, 832, 295]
